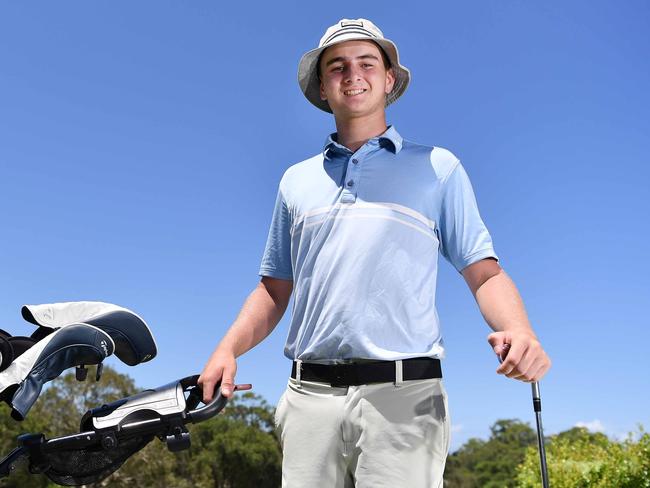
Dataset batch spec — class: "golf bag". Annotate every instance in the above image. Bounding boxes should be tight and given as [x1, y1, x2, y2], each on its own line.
[0, 374, 226, 486]
[0, 301, 229, 486]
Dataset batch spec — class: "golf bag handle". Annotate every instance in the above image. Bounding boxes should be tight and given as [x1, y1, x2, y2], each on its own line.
[181, 375, 229, 424]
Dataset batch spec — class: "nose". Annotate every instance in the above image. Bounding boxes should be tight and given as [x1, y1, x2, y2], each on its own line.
[344, 64, 363, 83]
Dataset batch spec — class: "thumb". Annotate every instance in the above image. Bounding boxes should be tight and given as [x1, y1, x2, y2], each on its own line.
[487, 331, 509, 357]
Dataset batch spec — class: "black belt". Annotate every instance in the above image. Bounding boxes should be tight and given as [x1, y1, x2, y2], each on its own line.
[291, 358, 442, 387]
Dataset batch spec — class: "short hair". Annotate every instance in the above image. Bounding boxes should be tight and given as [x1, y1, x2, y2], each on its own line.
[316, 41, 392, 81]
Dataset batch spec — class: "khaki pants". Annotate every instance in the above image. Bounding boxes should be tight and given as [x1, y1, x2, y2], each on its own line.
[274, 375, 450, 488]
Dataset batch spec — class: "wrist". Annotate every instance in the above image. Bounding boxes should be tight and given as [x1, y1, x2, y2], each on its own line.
[214, 343, 237, 359]
[492, 326, 538, 340]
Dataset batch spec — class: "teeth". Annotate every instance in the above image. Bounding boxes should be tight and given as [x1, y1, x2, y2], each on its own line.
[344, 89, 365, 96]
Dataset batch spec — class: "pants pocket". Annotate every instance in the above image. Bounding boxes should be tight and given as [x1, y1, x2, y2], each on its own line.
[274, 388, 287, 432]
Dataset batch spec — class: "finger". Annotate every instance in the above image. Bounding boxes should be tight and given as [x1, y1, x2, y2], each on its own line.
[497, 340, 527, 375]
[528, 356, 551, 382]
[513, 349, 551, 381]
[199, 366, 224, 403]
[512, 358, 543, 382]
[508, 347, 537, 379]
[487, 331, 508, 356]
[526, 362, 546, 382]
[488, 332, 513, 364]
[498, 343, 511, 363]
[234, 383, 253, 391]
[200, 378, 216, 403]
[511, 344, 550, 381]
[221, 366, 236, 398]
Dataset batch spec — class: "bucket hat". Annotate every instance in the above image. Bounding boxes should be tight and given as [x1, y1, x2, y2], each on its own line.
[298, 18, 411, 113]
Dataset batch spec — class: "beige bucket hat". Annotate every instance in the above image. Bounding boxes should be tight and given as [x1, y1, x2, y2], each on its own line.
[298, 18, 411, 113]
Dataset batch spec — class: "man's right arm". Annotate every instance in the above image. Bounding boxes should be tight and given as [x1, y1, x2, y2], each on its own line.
[198, 276, 293, 402]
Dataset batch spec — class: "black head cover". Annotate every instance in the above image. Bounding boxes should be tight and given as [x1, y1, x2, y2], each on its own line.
[0, 324, 115, 420]
[21, 302, 157, 366]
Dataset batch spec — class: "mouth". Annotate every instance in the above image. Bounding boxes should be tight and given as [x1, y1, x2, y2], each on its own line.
[343, 88, 367, 97]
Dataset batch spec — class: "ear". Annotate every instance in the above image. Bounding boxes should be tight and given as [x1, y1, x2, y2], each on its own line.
[320, 80, 328, 101]
[385, 67, 396, 95]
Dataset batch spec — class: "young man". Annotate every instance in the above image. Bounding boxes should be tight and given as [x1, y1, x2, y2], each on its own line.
[199, 18, 550, 487]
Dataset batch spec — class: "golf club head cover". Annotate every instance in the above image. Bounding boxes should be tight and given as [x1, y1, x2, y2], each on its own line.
[0, 324, 115, 420]
[21, 301, 157, 366]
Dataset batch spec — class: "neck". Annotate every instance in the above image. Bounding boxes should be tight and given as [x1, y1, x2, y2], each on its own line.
[334, 111, 388, 153]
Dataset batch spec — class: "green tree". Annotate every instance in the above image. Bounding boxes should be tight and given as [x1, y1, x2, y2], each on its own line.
[445, 419, 537, 488]
[0, 368, 282, 488]
[553, 426, 609, 444]
[32, 365, 138, 437]
[0, 367, 188, 488]
[0, 403, 52, 487]
[517, 426, 650, 488]
[179, 392, 282, 488]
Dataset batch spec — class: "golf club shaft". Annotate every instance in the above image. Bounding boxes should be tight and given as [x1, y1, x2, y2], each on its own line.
[531, 382, 549, 488]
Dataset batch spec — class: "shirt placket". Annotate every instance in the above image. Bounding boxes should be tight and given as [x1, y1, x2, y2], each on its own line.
[340, 143, 373, 204]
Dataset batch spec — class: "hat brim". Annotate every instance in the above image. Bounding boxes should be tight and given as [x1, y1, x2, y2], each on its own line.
[298, 37, 411, 114]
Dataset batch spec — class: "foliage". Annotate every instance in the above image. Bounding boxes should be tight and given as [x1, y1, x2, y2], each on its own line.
[0, 367, 281, 488]
[177, 392, 282, 488]
[516, 426, 650, 488]
[2, 367, 647, 488]
[444, 419, 537, 488]
[446, 420, 650, 488]
[31, 366, 138, 438]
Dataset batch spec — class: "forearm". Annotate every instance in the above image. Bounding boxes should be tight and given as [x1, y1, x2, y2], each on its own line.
[217, 280, 291, 357]
[462, 259, 550, 380]
[474, 269, 536, 337]
[199, 277, 292, 400]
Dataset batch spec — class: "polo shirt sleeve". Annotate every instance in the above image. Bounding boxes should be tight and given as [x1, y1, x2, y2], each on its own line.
[259, 184, 293, 281]
[438, 161, 498, 273]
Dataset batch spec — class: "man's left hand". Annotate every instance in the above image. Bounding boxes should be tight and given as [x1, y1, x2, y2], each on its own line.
[487, 330, 551, 382]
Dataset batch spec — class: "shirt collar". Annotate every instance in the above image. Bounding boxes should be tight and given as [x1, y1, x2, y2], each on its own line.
[323, 125, 403, 160]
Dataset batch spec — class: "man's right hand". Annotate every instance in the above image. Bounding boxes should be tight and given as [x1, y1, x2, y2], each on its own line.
[198, 349, 237, 403]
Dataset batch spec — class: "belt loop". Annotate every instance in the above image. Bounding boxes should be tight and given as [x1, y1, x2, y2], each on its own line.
[394, 360, 403, 387]
[295, 360, 302, 388]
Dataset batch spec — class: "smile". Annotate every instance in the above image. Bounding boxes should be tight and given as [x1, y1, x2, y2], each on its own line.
[343, 89, 367, 96]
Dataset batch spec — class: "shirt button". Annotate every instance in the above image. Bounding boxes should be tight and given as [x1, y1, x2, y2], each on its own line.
[352, 158, 358, 164]
[347, 180, 354, 187]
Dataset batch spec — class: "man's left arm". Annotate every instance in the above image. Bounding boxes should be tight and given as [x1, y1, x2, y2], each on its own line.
[461, 258, 551, 382]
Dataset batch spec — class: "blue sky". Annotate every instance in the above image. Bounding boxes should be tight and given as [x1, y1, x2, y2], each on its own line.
[1, 1, 648, 450]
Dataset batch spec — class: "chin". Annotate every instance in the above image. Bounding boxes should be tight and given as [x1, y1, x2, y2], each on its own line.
[332, 100, 381, 116]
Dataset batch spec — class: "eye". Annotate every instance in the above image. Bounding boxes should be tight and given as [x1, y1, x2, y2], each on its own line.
[331, 66, 344, 72]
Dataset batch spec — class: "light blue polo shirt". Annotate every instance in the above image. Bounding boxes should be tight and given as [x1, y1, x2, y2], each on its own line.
[260, 126, 498, 362]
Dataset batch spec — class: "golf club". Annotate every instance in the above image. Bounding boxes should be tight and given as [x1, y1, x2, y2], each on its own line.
[499, 343, 550, 487]
[531, 381, 549, 488]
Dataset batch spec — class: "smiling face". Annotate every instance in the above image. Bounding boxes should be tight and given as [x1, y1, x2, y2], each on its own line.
[318, 40, 395, 119]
